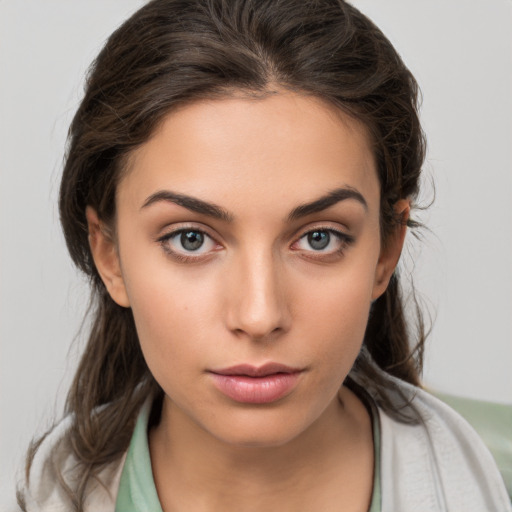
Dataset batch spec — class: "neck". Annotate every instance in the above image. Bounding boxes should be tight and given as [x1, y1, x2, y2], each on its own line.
[149, 386, 374, 512]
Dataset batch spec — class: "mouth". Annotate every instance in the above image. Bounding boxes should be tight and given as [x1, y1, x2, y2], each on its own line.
[211, 363, 301, 377]
[208, 363, 303, 404]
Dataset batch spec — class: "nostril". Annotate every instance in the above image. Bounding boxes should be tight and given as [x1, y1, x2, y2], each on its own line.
[230, 309, 286, 340]
[232, 326, 283, 344]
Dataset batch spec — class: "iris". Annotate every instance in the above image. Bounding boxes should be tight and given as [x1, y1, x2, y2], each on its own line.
[181, 231, 204, 251]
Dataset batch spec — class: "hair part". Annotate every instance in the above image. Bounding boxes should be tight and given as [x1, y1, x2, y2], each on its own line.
[19, 0, 427, 509]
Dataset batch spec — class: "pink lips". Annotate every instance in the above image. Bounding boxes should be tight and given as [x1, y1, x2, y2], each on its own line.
[209, 363, 302, 404]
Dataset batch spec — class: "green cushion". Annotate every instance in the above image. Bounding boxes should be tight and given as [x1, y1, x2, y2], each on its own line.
[432, 391, 512, 500]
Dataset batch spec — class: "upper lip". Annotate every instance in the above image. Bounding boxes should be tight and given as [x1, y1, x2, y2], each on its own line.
[210, 363, 302, 377]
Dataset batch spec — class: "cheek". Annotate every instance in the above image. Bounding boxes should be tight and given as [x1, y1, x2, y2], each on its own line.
[298, 254, 377, 331]
[293, 254, 378, 370]
[304, 279, 371, 363]
[119, 248, 222, 378]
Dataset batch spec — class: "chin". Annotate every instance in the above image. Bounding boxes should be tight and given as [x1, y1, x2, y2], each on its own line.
[205, 407, 315, 449]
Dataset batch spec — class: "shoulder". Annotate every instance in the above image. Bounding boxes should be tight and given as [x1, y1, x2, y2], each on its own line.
[377, 378, 512, 512]
[19, 415, 126, 512]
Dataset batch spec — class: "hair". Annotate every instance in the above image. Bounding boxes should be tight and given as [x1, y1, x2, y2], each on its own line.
[18, 0, 426, 509]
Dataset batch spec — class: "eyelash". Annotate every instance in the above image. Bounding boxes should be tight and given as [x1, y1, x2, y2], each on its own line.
[292, 227, 355, 261]
[157, 226, 220, 263]
[156, 225, 354, 263]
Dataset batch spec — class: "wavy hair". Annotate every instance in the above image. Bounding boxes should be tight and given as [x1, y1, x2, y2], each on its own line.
[18, 0, 426, 509]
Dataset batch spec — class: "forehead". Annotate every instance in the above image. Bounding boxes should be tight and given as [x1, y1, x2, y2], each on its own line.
[118, 92, 379, 216]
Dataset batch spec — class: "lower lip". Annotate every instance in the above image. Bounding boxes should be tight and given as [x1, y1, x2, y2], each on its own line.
[209, 372, 302, 404]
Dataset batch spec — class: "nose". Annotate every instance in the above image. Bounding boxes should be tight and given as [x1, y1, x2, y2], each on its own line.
[225, 249, 291, 341]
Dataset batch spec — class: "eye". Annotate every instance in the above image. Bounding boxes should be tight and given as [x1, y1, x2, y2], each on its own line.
[292, 228, 353, 256]
[158, 228, 220, 261]
[305, 230, 331, 250]
[178, 230, 206, 251]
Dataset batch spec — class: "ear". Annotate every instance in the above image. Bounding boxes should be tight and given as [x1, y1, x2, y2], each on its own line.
[86, 206, 130, 308]
[371, 199, 410, 301]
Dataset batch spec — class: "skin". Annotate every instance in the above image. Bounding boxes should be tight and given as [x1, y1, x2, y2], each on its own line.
[87, 91, 408, 512]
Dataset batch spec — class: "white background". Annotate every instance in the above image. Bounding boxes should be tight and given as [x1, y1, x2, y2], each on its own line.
[1, 0, 511, 507]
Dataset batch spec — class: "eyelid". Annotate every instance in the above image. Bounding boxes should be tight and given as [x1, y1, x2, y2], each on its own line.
[155, 221, 220, 243]
[290, 224, 355, 257]
[293, 223, 354, 244]
[156, 223, 223, 262]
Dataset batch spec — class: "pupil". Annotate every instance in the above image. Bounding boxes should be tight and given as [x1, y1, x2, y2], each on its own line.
[181, 231, 204, 251]
[308, 231, 330, 250]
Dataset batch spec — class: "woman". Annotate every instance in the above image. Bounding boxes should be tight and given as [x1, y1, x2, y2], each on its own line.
[16, 0, 510, 511]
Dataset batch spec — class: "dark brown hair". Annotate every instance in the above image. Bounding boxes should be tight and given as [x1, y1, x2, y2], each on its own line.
[19, 0, 426, 508]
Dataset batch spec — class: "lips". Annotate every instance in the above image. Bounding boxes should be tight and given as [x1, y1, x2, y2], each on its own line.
[209, 363, 303, 404]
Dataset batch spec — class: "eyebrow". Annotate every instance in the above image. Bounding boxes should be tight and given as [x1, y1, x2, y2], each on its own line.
[141, 190, 234, 222]
[287, 187, 368, 220]
[141, 186, 367, 222]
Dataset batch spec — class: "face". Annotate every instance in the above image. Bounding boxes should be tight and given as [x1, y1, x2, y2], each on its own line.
[88, 92, 403, 447]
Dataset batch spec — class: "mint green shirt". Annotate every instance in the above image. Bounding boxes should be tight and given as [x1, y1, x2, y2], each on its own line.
[115, 397, 382, 511]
